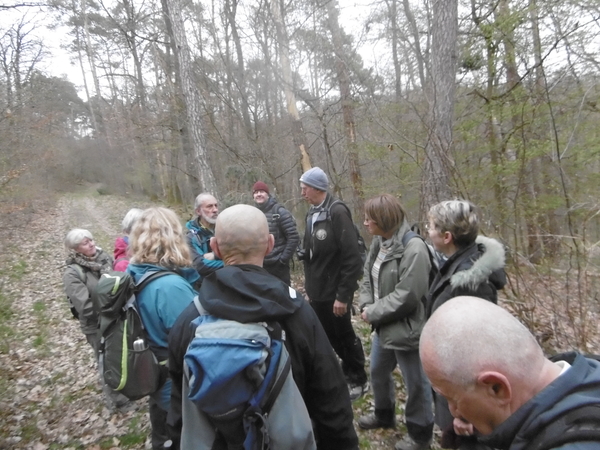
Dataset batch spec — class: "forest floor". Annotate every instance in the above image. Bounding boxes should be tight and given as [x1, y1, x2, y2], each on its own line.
[3, 186, 597, 449]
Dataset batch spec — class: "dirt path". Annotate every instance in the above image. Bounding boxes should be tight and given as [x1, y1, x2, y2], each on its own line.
[0, 189, 415, 450]
[0, 191, 156, 450]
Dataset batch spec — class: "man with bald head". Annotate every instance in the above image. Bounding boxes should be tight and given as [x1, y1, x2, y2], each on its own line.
[168, 205, 359, 450]
[420, 296, 600, 450]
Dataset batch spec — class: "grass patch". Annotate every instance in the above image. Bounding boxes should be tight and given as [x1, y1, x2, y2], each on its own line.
[0, 290, 14, 354]
[118, 416, 147, 447]
[8, 260, 27, 281]
[32, 334, 45, 347]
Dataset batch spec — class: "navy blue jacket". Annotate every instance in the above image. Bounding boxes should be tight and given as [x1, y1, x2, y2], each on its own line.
[482, 353, 600, 450]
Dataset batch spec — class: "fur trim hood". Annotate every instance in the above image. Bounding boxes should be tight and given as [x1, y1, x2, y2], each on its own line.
[450, 236, 506, 291]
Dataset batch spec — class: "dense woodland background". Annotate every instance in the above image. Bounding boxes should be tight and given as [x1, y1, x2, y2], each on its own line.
[2, 0, 600, 352]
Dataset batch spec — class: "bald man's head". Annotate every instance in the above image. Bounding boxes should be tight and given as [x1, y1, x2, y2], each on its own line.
[420, 296, 543, 388]
[212, 204, 272, 265]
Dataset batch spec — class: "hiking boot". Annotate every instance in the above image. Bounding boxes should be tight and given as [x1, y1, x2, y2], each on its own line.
[394, 435, 432, 450]
[348, 381, 369, 401]
[357, 411, 396, 430]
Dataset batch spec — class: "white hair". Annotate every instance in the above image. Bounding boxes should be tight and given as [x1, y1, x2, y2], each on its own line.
[421, 296, 543, 387]
[121, 208, 143, 234]
[64, 228, 94, 251]
[194, 192, 217, 211]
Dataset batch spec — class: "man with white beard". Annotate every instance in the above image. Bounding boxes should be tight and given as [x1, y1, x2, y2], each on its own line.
[186, 193, 224, 282]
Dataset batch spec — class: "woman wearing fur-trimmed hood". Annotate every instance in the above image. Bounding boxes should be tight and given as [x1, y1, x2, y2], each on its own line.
[424, 199, 507, 450]
[425, 200, 506, 317]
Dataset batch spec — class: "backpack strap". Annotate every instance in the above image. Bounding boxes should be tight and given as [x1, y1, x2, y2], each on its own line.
[527, 404, 600, 450]
[401, 230, 420, 248]
[135, 270, 177, 292]
[125, 270, 178, 309]
[69, 264, 87, 283]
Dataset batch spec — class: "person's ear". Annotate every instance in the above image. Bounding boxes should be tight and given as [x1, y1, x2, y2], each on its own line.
[211, 237, 222, 259]
[442, 231, 453, 245]
[477, 371, 512, 405]
[266, 234, 275, 256]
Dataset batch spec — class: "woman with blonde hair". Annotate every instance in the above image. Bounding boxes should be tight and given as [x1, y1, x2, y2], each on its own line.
[127, 207, 199, 450]
[357, 194, 434, 450]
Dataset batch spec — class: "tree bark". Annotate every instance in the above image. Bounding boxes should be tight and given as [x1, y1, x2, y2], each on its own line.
[422, 0, 456, 212]
[324, 0, 363, 213]
[271, 0, 312, 172]
[165, 0, 218, 194]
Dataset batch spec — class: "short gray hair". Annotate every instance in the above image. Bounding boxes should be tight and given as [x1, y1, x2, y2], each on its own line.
[64, 228, 93, 251]
[194, 193, 217, 211]
[428, 200, 478, 248]
[121, 208, 143, 234]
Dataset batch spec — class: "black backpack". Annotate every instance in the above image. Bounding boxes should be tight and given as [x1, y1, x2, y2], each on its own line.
[401, 230, 440, 287]
[327, 200, 367, 265]
[94, 270, 174, 400]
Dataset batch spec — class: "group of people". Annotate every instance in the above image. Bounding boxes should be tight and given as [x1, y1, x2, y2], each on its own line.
[61, 166, 600, 450]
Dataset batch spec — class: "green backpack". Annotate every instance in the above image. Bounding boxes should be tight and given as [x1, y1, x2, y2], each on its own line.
[94, 270, 173, 400]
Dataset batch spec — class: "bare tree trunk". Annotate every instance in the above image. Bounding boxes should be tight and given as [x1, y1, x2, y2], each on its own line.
[271, 0, 312, 172]
[224, 0, 254, 138]
[165, 0, 218, 194]
[401, 0, 426, 89]
[324, 0, 364, 213]
[529, 0, 560, 258]
[422, 0, 456, 212]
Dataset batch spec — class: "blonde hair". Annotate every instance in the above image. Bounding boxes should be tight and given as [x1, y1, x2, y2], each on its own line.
[129, 207, 191, 268]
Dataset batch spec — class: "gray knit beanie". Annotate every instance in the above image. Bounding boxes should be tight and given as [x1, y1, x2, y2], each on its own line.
[300, 167, 329, 191]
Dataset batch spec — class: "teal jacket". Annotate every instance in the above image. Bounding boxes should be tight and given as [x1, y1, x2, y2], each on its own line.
[185, 218, 224, 279]
[358, 221, 430, 351]
[127, 263, 198, 359]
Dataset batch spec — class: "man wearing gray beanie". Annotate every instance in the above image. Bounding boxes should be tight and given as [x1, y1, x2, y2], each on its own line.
[299, 167, 368, 401]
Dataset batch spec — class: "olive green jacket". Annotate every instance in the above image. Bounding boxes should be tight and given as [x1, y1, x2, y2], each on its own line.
[358, 221, 431, 351]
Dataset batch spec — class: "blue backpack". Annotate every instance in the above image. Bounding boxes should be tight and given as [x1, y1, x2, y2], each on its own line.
[182, 297, 316, 450]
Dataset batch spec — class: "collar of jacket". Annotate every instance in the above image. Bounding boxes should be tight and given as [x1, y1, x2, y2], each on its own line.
[448, 236, 505, 290]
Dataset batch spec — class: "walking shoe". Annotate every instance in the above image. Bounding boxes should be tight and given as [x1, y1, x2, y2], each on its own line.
[348, 381, 369, 401]
[357, 412, 396, 430]
[394, 435, 432, 450]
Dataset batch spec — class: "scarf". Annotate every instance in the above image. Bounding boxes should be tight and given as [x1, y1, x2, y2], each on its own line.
[65, 249, 110, 274]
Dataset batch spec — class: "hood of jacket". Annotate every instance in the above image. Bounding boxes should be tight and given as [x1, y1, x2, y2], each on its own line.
[113, 236, 128, 260]
[199, 264, 302, 323]
[450, 236, 506, 292]
[127, 262, 199, 285]
[482, 353, 600, 450]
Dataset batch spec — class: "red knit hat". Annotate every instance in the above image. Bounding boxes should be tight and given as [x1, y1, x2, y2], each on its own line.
[252, 181, 269, 194]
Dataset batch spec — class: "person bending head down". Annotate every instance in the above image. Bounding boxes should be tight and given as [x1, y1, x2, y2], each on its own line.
[419, 296, 562, 441]
[210, 204, 274, 266]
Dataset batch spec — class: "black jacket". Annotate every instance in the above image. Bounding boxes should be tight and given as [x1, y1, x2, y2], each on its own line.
[256, 196, 299, 266]
[426, 235, 507, 317]
[167, 264, 358, 450]
[302, 193, 363, 304]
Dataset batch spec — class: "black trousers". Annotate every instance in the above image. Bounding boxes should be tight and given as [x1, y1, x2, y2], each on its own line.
[149, 396, 170, 449]
[311, 300, 367, 385]
[263, 261, 291, 285]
